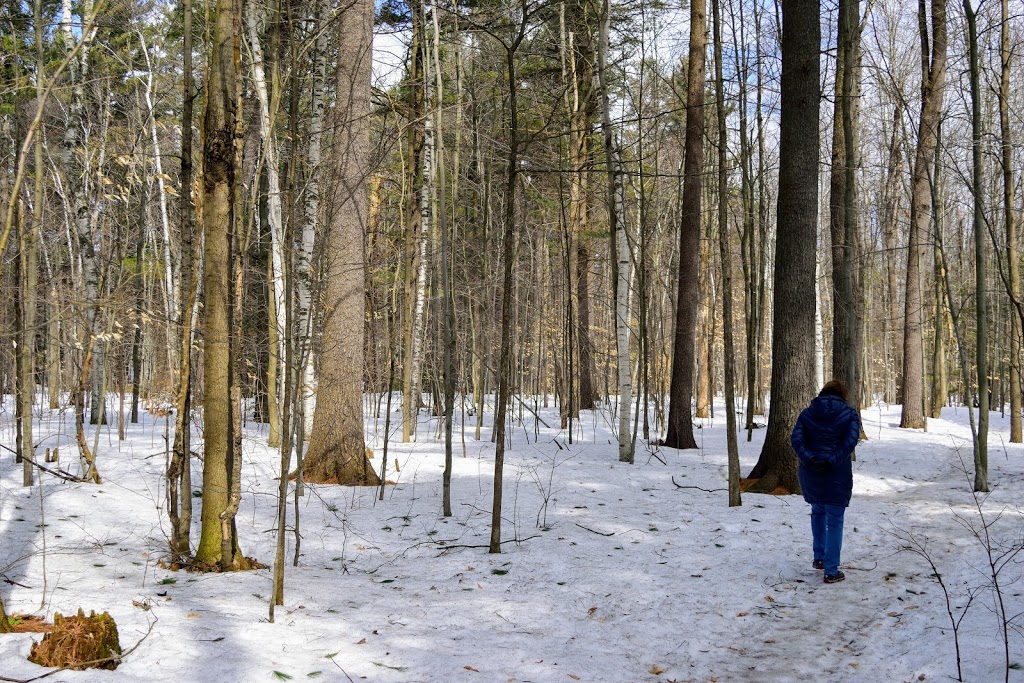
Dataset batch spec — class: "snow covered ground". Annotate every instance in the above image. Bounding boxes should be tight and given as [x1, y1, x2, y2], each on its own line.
[1, 395, 1022, 682]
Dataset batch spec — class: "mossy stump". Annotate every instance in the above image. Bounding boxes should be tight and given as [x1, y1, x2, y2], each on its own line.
[29, 609, 121, 670]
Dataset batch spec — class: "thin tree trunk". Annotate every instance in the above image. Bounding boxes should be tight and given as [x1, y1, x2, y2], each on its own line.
[430, 4, 457, 517]
[167, 0, 196, 566]
[490, 18, 527, 554]
[713, 0, 740, 506]
[930, 133, 948, 418]
[695, 231, 712, 419]
[881, 104, 903, 404]
[19, 200, 37, 487]
[403, 0, 429, 442]
[597, 0, 631, 463]
[963, 0, 987, 493]
[248, 4, 287, 447]
[998, 0, 1021, 443]
[138, 29, 177, 324]
[296, 0, 328, 437]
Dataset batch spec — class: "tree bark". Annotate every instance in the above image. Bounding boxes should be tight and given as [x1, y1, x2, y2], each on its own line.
[597, 0, 631, 463]
[745, 0, 820, 495]
[712, 0, 740, 506]
[664, 0, 705, 450]
[963, 0, 988, 493]
[196, 0, 247, 568]
[168, 0, 196, 565]
[900, 0, 946, 430]
[402, 0, 429, 442]
[304, 0, 380, 486]
[490, 15, 527, 554]
[998, 0, 1021, 443]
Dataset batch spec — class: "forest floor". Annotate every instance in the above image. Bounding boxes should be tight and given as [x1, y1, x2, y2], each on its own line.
[1, 395, 1022, 682]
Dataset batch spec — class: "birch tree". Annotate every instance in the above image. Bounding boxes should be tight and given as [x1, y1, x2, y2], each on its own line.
[597, 0, 631, 463]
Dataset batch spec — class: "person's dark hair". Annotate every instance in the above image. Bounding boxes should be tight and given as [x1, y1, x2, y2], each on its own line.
[819, 380, 849, 402]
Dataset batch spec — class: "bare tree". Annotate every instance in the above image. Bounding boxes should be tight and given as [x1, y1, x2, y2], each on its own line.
[745, 0, 820, 495]
[196, 0, 249, 569]
[303, 0, 380, 486]
[900, 0, 946, 430]
[664, 0, 705, 450]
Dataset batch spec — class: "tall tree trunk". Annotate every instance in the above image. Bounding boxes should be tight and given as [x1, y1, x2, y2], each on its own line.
[695, 231, 712, 419]
[664, 0, 705, 450]
[168, 0, 196, 565]
[402, 0, 429, 442]
[597, 0, 631, 463]
[963, 0, 987, 493]
[304, 0, 380, 486]
[429, 5, 457, 516]
[566, 0, 598, 411]
[930, 131, 948, 418]
[900, 0, 946, 430]
[138, 29, 177, 325]
[745, 0, 820, 494]
[19, 200, 37, 487]
[998, 0, 1021, 443]
[829, 0, 861, 406]
[881, 103, 903, 405]
[296, 0, 328, 437]
[61, 0, 104, 426]
[46, 288, 61, 409]
[196, 0, 248, 568]
[247, 4, 287, 447]
[490, 18, 527, 554]
[712, 0, 740, 506]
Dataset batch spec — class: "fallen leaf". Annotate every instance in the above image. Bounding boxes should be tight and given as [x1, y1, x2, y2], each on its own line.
[569, 674, 581, 680]
[650, 664, 668, 675]
[764, 595, 775, 603]
[587, 607, 598, 618]
[186, 612, 201, 618]
[356, 638, 367, 645]
[737, 612, 749, 617]
[464, 665, 479, 672]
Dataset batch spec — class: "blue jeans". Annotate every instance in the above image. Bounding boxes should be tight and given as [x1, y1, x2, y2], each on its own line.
[810, 503, 845, 575]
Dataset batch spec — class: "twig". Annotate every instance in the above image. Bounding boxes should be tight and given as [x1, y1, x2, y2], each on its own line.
[574, 523, 614, 537]
[24, 458, 88, 484]
[329, 653, 356, 683]
[435, 534, 541, 550]
[672, 476, 726, 493]
[646, 449, 667, 466]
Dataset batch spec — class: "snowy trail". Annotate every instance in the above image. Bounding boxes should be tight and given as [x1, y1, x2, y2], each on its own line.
[1, 400, 1022, 682]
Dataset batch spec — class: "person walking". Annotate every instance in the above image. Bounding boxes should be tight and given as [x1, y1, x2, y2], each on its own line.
[791, 380, 860, 584]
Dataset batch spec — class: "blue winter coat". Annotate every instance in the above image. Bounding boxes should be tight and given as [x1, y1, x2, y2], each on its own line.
[790, 394, 860, 506]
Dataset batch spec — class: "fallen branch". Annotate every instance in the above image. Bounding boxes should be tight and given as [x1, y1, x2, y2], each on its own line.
[575, 523, 614, 537]
[672, 477, 726, 493]
[436, 532, 544, 548]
